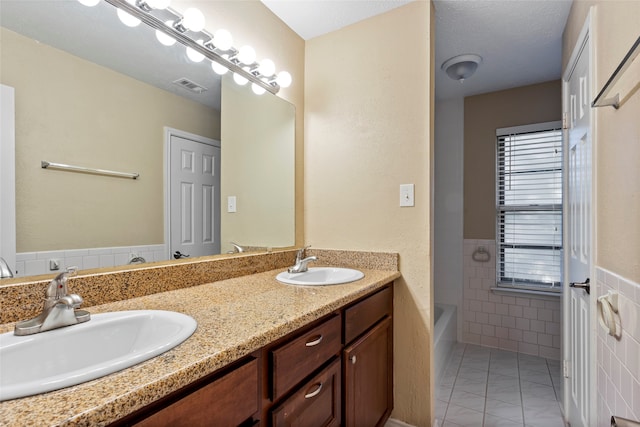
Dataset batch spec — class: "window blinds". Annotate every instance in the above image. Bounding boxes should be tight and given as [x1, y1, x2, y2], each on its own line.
[496, 124, 563, 290]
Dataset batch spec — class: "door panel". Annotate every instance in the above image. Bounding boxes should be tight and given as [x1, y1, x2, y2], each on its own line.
[170, 134, 221, 258]
[564, 27, 592, 427]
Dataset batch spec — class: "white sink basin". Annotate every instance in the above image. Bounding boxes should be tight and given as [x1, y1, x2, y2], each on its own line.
[0, 310, 197, 401]
[276, 267, 364, 286]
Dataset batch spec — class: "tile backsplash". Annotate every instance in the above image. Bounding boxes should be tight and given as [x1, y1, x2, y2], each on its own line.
[462, 239, 561, 359]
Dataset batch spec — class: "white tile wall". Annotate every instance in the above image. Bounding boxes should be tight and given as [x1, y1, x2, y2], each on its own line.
[463, 239, 561, 359]
[596, 267, 640, 426]
[14, 244, 167, 277]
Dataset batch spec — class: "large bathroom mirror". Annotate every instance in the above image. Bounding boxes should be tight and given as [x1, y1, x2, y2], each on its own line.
[0, 0, 295, 280]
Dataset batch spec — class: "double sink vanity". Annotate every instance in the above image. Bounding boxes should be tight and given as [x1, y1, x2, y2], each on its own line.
[0, 249, 399, 426]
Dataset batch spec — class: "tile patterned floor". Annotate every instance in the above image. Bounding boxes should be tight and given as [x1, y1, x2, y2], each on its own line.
[435, 344, 565, 427]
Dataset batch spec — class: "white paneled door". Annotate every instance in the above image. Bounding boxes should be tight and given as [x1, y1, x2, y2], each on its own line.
[169, 133, 221, 259]
[563, 14, 594, 427]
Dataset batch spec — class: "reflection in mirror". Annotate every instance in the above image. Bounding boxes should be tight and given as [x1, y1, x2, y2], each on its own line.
[0, 0, 295, 281]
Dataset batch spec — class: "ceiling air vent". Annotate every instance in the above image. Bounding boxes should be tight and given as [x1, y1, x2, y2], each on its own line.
[173, 78, 207, 94]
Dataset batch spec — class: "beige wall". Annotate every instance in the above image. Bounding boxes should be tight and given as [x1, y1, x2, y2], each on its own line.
[563, 0, 640, 282]
[177, 0, 306, 247]
[305, 2, 434, 425]
[1, 28, 219, 252]
[463, 80, 562, 239]
[221, 75, 295, 253]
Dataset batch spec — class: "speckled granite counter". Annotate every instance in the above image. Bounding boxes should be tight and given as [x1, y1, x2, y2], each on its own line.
[0, 263, 400, 426]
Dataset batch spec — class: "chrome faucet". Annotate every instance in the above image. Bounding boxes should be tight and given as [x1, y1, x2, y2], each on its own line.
[229, 242, 245, 253]
[288, 246, 318, 274]
[14, 267, 90, 336]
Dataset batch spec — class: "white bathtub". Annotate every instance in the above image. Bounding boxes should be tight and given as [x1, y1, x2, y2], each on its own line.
[434, 303, 457, 385]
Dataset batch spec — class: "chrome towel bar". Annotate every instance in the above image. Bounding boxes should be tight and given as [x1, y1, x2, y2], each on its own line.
[612, 416, 640, 427]
[41, 161, 139, 180]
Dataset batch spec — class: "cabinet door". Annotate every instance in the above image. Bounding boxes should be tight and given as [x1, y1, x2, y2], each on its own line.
[343, 316, 393, 427]
[271, 358, 341, 427]
[133, 358, 258, 427]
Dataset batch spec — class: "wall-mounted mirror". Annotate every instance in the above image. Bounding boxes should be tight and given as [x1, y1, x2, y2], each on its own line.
[0, 0, 295, 280]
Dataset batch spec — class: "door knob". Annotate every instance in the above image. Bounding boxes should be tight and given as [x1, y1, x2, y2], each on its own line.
[570, 278, 590, 295]
[173, 251, 190, 259]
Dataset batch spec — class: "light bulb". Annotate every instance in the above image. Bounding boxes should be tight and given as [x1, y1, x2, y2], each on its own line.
[233, 72, 248, 86]
[147, 0, 171, 9]
[182, 8, 205, 32]
[276, 71, 292, 88]
[211, 61, 228, 75]
[213, 29, 233, 51]
[78, 0, 100, 6]
[117, 8, 141, 27]
[251, 83, 266, 95]
[186, 40, 205, 62]
[237, 46, 256, 65]
[156, 21, 176, 46]
[257, 59, 275, 77]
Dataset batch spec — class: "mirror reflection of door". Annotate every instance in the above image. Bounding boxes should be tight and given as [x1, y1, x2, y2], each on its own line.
[169, 131, 221, 258]
[0, 84, 16, 275]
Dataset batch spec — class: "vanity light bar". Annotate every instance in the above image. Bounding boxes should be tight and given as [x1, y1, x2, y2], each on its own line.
[101, 0, 285, 95]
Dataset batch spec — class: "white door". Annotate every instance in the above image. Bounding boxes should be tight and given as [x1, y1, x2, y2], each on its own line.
[169, 133, 221, 259]
[563, 19, 593, 427]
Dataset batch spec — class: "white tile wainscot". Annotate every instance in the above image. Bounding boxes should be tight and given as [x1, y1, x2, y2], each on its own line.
[15, 244, 167, 277]
[596, 267, 640, 426]
[462, 239, 561, 359]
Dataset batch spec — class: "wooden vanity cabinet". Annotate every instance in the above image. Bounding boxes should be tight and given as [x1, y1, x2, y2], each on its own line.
[111, 283, 393, 427]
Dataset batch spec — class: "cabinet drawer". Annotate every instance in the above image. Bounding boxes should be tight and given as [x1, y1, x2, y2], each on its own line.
[344, 286, 392, 343]
[271, 358, 341, 427]
[271, 314, 341, 400]
[133, 358, 258, 427]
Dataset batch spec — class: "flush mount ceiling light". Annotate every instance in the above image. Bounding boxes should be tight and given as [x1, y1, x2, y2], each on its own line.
[441, 54, 483, 83]
[80, 0, 291, 95]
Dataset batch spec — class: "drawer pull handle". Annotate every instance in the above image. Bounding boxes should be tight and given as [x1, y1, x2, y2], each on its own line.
[304, 382, 323, 399]
[350, 355, 357, 365]
[305, 335, 323, 347]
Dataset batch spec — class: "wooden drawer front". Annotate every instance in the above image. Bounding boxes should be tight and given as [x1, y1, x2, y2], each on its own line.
[271, 358, 341, 427]
[134, 358, 258, 427]
[272, 314, 341, 400]
[344, 286, 392, 344]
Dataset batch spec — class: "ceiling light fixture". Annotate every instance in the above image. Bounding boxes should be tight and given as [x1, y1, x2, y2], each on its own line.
[441, 54, 482, 83]
[84, 0, 290, 95]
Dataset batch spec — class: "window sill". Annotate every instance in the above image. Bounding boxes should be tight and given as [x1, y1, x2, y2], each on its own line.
[490, 287, 561, 301]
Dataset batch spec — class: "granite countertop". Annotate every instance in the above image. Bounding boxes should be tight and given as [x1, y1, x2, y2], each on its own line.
[0, 267, 400, 426]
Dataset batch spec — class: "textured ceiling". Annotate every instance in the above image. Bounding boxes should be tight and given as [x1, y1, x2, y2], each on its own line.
[262, 0, 573, 100]
[261, 0, 413, 40]
[433, 0, 573, 100]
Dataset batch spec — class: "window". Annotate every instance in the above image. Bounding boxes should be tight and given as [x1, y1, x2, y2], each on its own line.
[496, 121, 563, 292]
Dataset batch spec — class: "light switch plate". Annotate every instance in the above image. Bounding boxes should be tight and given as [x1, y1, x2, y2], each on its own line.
[400, 184, 414, 207]
[227, 196, 237, 213]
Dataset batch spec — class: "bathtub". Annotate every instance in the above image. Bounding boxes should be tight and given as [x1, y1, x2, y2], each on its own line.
[434, 303, 457, 385]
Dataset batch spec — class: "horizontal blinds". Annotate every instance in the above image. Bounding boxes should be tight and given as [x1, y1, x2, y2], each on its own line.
[497, 127, 563, 289]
